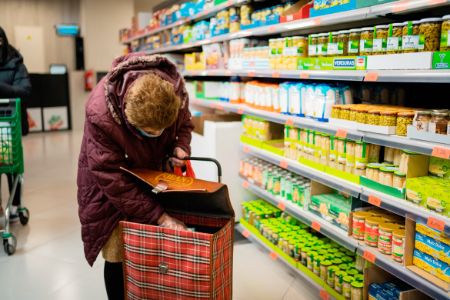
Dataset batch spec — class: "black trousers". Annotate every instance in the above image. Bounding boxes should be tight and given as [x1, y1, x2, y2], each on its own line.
[104, 261, 124, 300]
[7, 174, 20, 206]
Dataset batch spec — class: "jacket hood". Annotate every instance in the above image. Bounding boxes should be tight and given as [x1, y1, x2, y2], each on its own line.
[103, 53, 188, 135]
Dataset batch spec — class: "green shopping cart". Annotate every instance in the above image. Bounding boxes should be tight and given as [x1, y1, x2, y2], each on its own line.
[0, 99, 29, 255]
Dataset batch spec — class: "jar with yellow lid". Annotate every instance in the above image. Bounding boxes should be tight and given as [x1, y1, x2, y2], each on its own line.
[378, 223, 399, 255]
[360, 27, 374, 55]
[373, 25, 389, 55]
[396, 111, 415, 136]
[317, 33, 329, 57]
[387, 22, 405, 54]
[352, 211, 373, 240]
[348, 29, 361, 55]
[293, 36, 307, 58]
[380, 111, 397, 126]
[308, 34, 318, 57]
[338, 30, 349, 56]
[392, 229, 406, 263]
[328, 32, 340, 57]
[418, 18, 442, 52]
[402, 21, 420, 52]
[440, 15, 450, 51]
[365, 217, 384, 247]
[367, 110, 381, 125]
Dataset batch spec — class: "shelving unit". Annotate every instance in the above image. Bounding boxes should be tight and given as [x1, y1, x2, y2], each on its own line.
[240, 178, 450, 300]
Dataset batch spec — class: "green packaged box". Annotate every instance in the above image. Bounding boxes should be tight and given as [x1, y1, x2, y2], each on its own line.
[406, 176, 450, 217]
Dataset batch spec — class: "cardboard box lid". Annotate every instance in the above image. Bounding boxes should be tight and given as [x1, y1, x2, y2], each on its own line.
[121, 167, 235, 218]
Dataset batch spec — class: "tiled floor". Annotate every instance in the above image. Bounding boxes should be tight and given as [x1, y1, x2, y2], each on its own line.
[0, 131, 318, 299]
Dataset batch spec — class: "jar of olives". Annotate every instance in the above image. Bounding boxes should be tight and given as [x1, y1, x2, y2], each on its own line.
[440, 15, 450, 51]
[317, 33, 329, 57]
[402, 21, 420, 52]
[396, 111, 415, 136]
[360, 27, 374, 55]
[308, 34, 318, 57]
[367, 110, 381, 125]
[337, 30, 349, 56]
[328, 31, 340, 56]
[380, 111, 397, 126]
[418, 18, 442, 52]
[348, 29, 361, 55]
[373, 25, 389, 55]
[387, 22, 405, 54]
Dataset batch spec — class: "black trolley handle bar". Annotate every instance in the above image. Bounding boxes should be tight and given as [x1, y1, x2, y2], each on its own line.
[180, 156, 222, 183]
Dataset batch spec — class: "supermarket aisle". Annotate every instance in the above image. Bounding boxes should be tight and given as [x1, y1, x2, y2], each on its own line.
[0, 131, 317, 300]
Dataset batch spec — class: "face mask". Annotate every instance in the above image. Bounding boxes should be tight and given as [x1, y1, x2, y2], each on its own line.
[137, 128, 164, 138]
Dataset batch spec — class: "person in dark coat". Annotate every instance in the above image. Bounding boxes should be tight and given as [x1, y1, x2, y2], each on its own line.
[77, 53, 194, 300]
[0, 26, 31, 221]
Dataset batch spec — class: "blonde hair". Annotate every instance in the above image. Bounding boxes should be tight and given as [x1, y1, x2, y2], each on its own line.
[124, 73, 181, 130]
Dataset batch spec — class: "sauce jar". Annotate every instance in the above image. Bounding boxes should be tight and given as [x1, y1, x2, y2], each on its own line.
[396, 111, 415, 136]
[440, 15, 450, 51]
[393, 171, 406, 189]
[308, 34, 318, 57]
[365, 217, 384, 247]
[418, 18, 442, 52]
[413, 110, 432, 132]
[402, 20, 420, 52]
[392, 229, 406, 263]
[338, 30, 350, 56]
[378, 223, 398, 255]
[387, 22, 405, 54]
[352, 211, 373, 240]
[373, 25, 389, 55]
[429, 111, 448, 135]
[360, 27, 374, 55]
[348, 29, 361, 55]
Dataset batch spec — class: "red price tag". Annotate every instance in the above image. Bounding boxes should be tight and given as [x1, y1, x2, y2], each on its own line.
[311, 221, 321, 232]
[242, 230, 250, 238]
[279, 160, 288, 169]
[300, 72, 310, 79]
[392, 1, 409, 13]
[272, 71, 280, 78]
[335, 129, 348, 138]
[269, 251, 278, 260]
[313, 18, 322, 26]
[319, 290, 329, 300]
[432, 146, 450, 159]
[427, 217, 445, 232]
[364, 72, 379, 82]
[285, 118, 294, 126]
[237, 108, 244, 115]
[286, 15, 294, 22]
[248, 71, 256, 77]
[368, 195, 382, 207]
[428, 0, 446, 4]
[363, 250, 377, 264]
[242, 181, 250, 189]
[277, 202, 286, 211]
[243, 146, 250, 153]
[268, 25, 277, 33]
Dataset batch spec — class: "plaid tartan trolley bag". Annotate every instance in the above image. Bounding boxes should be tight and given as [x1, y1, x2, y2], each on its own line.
[121, 157, 235, 300]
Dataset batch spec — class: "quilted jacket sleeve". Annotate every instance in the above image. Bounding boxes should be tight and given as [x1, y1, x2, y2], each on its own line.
[85, 117, 164, 224]
[174, 95, 194, 155]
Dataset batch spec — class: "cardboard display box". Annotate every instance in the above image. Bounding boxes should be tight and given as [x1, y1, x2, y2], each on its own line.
[191, 110, 241, 135]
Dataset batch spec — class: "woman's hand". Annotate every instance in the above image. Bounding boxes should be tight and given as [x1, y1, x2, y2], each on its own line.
[157, 213, 187, 231]
[170, 147, 188, 167]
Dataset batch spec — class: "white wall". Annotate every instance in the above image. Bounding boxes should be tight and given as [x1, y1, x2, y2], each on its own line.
[80, 0, 134, 72]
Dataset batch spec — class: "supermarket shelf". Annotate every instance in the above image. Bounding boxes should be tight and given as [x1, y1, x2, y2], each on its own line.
[123, 0, 245, 43]
[190, 98, 450, 156]
[240, 177, 359, 251]
[356, 245, 450, 300]
[241, 143, 361, 197]
[139, 0, 450, 54]
[360, 187, 450, 236]
[184, 69, 450, 83]
[235, 222, 341, 300]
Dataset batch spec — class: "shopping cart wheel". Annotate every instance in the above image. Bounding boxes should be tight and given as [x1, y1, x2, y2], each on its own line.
[19, 207, 30, 225]
[3, 234, 16, 255]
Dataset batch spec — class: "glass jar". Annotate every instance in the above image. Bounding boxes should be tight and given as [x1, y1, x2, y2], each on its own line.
[331, 105, 342, 119]
[366, 163, 381, 182]
[393, 171, 406, 189]
[360, 27, 374, 55]
[396, 111, 415, 136]
[380, 111, 397, 126]
[352, 211, 373, 240]
[387, 22, 405, 54]
[349, 106, 358, 122]
[336, 138, 347, 166]
[402, 20, 420, 52]
[346, 141, 356, 173]
[355, 108, 368, 124]
[413, 110, 432, 132]
[373, 25, 389, 55]
[378, 223, 398, 255]
[440, 15, 450, 51]
[348, 29, 361, 55]
[343, 276, 353, 299]
[429, 112, 449, 135]
[338, 30, 349, 56]
[392, 229, 406, 263]
[317, 33, 329, 57]
[419, 18, 442, 52]
[365, 217, 384, 247]
[293, 36, 308, 58]
[328, 31, 340, 56]
[355, 141, 368, 170]
[367, 110, 381, 125]
[351, 281, 364, 300]
[379, 167, 395, 186]
[340, 106, 350, 120]
[308, 34, 318, 57]
[384, 147, 395, 164]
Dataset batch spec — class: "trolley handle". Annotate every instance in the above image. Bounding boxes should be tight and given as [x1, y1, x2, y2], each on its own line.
[180, 156, 222, 183]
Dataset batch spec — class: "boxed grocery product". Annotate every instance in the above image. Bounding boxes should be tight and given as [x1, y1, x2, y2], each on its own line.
[412, 249, 450, 283]
[195, 81, 222, 99]
[415, 232, 450, 264]
[416, 221, 450, 244]
[280, 0, 311, 23]
[310, 0, 397, 17]
[406, 176, 450, 217]
[428, 156, 450, 178]
[203, 43, 226, 69]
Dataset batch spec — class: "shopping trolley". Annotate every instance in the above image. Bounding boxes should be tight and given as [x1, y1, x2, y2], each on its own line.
[121, 157, 234, 300]
[0, 98, 29, 255]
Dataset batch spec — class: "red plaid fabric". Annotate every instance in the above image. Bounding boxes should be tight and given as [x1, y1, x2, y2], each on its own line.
[121, 215, 233, 300]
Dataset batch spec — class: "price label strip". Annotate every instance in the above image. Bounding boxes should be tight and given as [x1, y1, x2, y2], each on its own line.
[279, 160, 288, 169]
[242, 181, 250, 189]
[269, 251, 278, 260]
[335, 129, 348, 139]
[311, 221, 321, 232]
[432, 146, 450, 159]
[242, 230, 250, 238]
[363, 250, 377, 264]
[364, 71, 379, 82]
[427, 217, 445, 232]
[319, 290, 329, 300]
[368, 195, 382, 207]
[277, 202, 286, 211]
[285, 118, 294, 126]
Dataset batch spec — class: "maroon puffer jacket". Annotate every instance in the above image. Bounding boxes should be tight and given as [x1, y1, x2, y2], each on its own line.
[77, 54, 193, 266]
